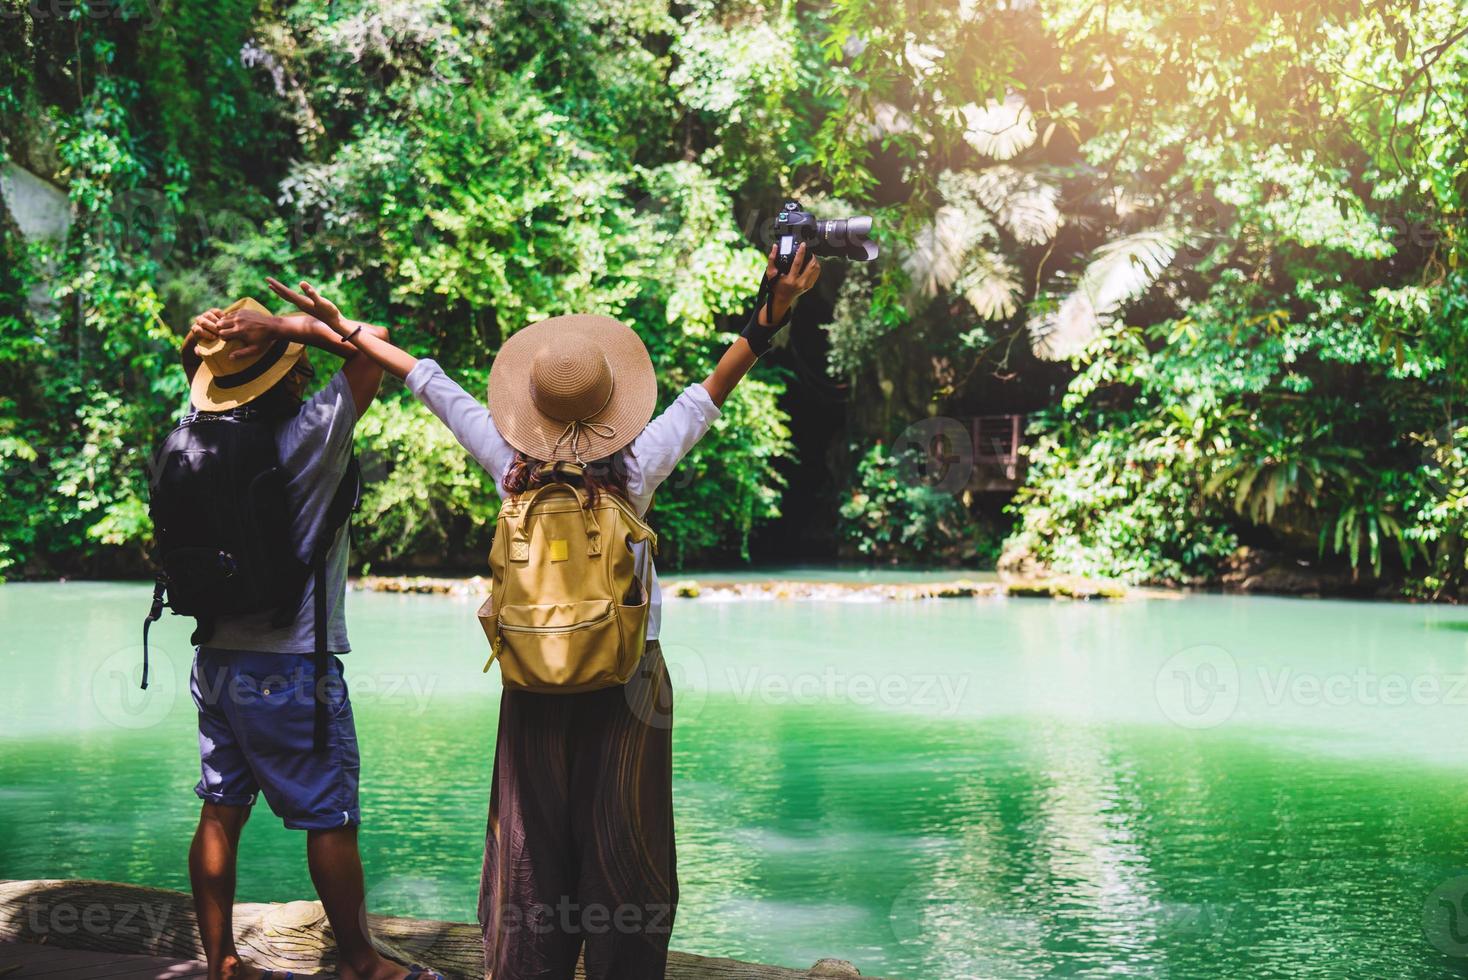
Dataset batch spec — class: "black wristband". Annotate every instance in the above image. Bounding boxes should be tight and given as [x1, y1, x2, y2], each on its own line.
[342, 324, 364, 344]
[740, 276, 791, 358]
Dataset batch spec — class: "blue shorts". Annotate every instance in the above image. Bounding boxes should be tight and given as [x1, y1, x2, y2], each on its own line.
[191, 647, 361, 830]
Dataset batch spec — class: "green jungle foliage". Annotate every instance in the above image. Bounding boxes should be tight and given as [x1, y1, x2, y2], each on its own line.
[2, 0, 1466, 595]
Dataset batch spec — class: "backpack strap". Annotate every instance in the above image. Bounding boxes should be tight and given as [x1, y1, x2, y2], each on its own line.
[310, 457, 362, 752]
[533, 461, 584, 483]
[508, 483, 601, 561]
[140, 577, 167, 690]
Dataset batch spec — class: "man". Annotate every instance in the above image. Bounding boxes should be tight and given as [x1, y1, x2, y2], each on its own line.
[177, 300, 432, 980]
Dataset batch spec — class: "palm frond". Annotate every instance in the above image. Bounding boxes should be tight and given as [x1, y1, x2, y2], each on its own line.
[971, 166, 1060, 245]
[1028, 227, 1179, 360]
[956, 250, 1021, 320]
[1076, 228, 1180, 311]
[960, 95, 1037, 161]
[1027, 291, 1098, 359]
[903, 204, 994, 297]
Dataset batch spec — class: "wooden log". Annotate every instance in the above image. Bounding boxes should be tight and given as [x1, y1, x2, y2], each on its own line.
[0, 880, 877, 979]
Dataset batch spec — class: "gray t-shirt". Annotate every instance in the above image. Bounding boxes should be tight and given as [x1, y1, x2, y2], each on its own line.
[204, 371, 357, 654]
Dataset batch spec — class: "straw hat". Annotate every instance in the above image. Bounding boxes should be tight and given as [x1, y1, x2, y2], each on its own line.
[487, 314, 657, 463]
[190, 297, 307, 411]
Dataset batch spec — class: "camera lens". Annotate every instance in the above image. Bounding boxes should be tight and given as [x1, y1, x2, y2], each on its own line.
[815, 216, 878, 261]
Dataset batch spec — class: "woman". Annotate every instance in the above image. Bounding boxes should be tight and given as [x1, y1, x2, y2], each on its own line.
[219, 244, 820, 979]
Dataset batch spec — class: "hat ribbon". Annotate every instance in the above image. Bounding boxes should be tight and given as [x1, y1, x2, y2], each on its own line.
[553, 418, 616, 464]
[213, 339, 290, 389]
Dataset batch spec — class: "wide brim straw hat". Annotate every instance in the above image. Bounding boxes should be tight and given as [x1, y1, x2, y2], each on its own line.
[190, 297, 307, 411]
[487, 314, 657, 464]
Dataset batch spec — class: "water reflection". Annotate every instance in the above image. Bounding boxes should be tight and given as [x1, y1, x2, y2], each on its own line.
[2, 584, 1467, 977]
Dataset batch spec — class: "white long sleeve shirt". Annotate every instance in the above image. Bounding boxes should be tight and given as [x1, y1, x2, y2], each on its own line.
[403, 358, 720, 639]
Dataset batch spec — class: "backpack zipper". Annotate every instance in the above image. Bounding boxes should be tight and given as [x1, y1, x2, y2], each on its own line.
[498, 606, 615, 635]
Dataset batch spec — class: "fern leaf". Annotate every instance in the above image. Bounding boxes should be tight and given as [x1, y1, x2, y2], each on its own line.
[960, 94, 1037, 161]
[971, 166, 1060, 245]
[957, 250, 1021, 320]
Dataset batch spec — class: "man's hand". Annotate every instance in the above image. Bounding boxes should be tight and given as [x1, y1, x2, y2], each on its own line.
[181, 308, 225, 383]
[760, 242, 822, 326]
[214, 307, 294, 360]
[188, 308, 224, 347]
[266, 277, 346, 333]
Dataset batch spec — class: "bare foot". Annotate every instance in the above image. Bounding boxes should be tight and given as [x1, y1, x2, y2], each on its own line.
[338, 956, 419, 980]
[214, 954, 266, 980]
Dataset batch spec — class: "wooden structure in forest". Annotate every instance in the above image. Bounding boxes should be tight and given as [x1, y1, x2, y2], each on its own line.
[970, 414, 1025, 489]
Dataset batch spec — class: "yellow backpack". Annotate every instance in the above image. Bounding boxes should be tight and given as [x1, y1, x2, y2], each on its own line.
[478, 467, 656, 692]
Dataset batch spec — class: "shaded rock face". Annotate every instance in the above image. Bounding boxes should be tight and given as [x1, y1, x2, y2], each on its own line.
[1220, 546, 1374, 596]
[996, 538, 1041, 578]
[0, 163, 69, 241]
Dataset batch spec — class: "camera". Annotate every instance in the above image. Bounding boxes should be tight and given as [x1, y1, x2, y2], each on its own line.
[773, 200, 878, 274]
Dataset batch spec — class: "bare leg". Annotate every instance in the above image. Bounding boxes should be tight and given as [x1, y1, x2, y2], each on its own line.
[306, 826, 409, 980]
[190, 803, 263, 980]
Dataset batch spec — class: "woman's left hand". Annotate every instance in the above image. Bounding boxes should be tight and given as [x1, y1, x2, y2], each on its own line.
[266, 277, 346, 332]
[763, 242, 822, 324]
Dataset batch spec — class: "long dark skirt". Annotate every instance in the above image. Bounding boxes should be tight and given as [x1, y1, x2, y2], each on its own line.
[478, 640, 676, 980]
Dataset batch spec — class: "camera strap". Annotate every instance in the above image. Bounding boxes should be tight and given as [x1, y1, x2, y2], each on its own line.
[741, 273, 791, 358]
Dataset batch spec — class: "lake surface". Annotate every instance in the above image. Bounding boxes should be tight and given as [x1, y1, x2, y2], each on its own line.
[3, 581, 1468, 978]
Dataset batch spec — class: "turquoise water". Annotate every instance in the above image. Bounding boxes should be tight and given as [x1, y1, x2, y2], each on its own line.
[3, 582, 1468, 978]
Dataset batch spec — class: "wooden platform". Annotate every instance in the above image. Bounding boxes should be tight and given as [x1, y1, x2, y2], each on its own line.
[0, 880, 876, 979]
[0, 941, 206, 978]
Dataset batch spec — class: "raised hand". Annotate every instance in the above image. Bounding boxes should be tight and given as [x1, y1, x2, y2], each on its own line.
[266, 277, 345, 333]
[764, 242, 822, 323]
[214, 306, 284, 360]
[188, 308, 225, 349]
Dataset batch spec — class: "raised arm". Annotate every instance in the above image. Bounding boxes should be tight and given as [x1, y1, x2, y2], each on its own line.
[266, 277, 516, 485]
[265, 277, 417, 381]
[701, 243, 821, 408]
[210, 299, 389, 418]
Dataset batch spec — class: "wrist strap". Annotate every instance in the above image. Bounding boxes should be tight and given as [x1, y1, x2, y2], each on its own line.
[343, 324, 364, 345]
[741, 274, 791, 358]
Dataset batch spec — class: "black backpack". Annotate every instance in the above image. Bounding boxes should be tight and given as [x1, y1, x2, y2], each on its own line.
[142, 406, 360, 748]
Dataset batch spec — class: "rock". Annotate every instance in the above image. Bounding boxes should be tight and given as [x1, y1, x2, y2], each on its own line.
[996, 538, 1043, 578]
[1005, 576, 1125, 600]
[0, 162, 69, 242]
[1222, 546, 1357, 595]
[670, 580, 702, 598]
[809, 959, 861, 976]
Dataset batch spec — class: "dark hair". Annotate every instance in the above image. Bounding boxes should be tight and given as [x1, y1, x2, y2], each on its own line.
[250, 358, 316, 422]
[502, 450, 630, 506]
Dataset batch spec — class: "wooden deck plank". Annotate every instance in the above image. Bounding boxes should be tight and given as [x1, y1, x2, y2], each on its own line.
[0, 943, 208, 979]
[1, 880, 876, 979]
